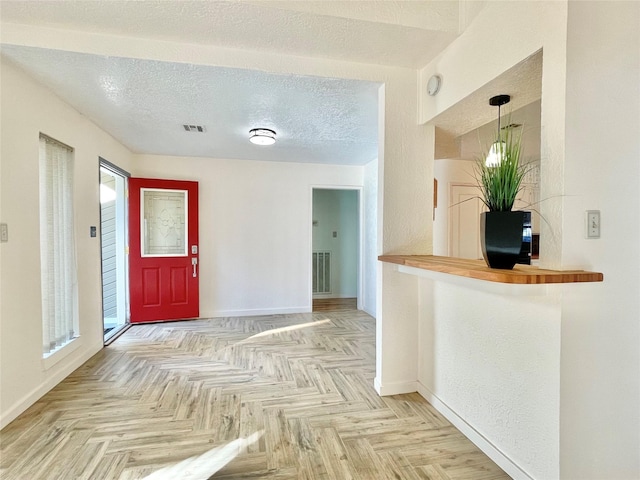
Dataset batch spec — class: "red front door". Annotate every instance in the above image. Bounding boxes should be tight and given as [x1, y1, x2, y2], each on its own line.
[129, 178, 199, 323]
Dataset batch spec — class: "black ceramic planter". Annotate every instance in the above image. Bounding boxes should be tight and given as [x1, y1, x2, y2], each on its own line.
[480, 211, 527, 269]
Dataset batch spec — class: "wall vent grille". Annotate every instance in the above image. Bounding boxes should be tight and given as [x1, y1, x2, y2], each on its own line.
[312, 251, 331, 294]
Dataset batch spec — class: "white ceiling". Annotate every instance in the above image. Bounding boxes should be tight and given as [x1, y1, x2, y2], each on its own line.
[0, 1, 460, 68]
[0, 0, 464, 165]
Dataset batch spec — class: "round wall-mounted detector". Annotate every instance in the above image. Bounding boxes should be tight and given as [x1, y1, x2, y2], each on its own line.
[427, 75, 442, 96]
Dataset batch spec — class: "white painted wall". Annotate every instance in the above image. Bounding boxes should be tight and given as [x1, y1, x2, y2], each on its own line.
[560, 2, 640, 478]
[415, 1, 568, 478]
[417, 273, 560, 479]
[375, 81, 433, 397]
[363, 158, 378, 317]
[132, 155, 364, 317]
[410, 1, 639, 479]
[312, 189, 358, 299]
[0, 57, 134, 428]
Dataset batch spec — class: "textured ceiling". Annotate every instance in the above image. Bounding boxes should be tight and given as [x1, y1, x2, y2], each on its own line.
[0, 0, 465, 165]
[0, 0, 460, 69]
[2, 45, 380, 164]
[431, 51, 543, 138]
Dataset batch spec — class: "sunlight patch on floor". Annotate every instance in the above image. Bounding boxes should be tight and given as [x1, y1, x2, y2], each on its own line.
[141, 431, 263, 480]
[244, 319, 332, 340]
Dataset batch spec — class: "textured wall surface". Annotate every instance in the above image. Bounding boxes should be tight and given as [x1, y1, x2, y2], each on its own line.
[560, 2, 640, 477]
[418, 277, 561, 479]
[413, 2, 570, 478]
[416, 2, 640, 479]
[374, 85, 433, 396]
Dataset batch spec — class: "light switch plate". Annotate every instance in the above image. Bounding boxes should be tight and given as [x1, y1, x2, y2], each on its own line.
[586, 210, 600, 238]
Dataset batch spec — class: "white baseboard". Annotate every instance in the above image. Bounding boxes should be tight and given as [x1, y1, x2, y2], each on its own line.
[206, 306, 312, 318]
[0, 346, 98, 430]
[374, 377, 417, 396]
[416, 382, 533, 480]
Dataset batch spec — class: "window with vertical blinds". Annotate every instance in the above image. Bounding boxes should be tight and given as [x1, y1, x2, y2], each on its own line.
[39, 134, 78, 356]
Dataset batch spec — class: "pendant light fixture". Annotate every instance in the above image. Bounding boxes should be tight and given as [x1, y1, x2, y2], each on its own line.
[249, 128, 276, 146]
[485, 94, 511, 167]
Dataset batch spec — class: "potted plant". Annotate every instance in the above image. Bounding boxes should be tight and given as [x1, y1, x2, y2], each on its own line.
[475, 95, 530, 269]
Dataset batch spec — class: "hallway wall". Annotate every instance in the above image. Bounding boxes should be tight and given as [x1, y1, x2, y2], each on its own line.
[0, 58, 134, 428]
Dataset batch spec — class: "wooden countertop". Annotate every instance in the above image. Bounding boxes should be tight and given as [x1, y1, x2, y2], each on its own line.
[378, 255, 604, 285]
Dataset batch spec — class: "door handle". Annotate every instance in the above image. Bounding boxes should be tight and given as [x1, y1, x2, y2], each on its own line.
[191, 257, 198, 277]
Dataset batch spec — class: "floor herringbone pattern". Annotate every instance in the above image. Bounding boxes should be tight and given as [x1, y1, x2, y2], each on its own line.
[0, 309, 510, 479]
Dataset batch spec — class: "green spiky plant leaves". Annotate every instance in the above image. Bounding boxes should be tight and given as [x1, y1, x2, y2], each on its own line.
[475, 122, 528, 212]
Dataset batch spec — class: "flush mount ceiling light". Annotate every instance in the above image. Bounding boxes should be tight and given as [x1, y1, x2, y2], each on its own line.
[249, 128, 276, 146]
[485, 94, 511, 167]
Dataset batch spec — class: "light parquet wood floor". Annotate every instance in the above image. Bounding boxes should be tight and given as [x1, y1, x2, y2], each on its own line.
[0, 308, 510, 479]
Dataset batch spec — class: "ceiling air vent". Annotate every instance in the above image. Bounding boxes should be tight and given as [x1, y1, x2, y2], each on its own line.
[183, 124, 206, 133]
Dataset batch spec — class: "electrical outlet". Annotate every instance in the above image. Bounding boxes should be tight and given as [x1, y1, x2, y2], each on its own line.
[586, 210, 600, 238]
[0, 223, 7, 242]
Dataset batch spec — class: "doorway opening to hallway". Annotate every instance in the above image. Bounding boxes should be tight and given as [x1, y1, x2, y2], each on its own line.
[311, 188, 361, 312]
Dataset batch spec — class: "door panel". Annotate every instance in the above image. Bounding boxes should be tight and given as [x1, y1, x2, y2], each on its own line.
[129, 178, 199, 323]
[170, 267, 188, 304]
[142, 268, 161, 306]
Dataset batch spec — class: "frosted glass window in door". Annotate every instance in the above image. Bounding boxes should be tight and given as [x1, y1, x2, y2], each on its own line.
[142, 189, 187, 256]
